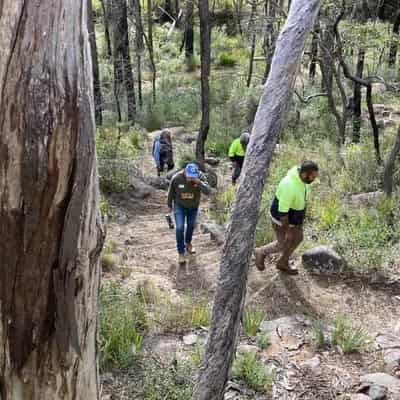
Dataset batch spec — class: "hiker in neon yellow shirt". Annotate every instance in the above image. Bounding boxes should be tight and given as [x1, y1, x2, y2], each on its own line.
[255, 161, 319, 275]
[228, 132, 250, 185]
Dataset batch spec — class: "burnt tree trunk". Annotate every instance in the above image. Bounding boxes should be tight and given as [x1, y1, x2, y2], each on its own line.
[388, 10, 400, 66]
[196, 0, 211, 162]
[111, 0, 136, 122]
[383, 125, 400, 196]
[246, 1, 258, 87]
[309, 18, 320, 81]
[131, 0, 145, 108]
[263, 0, 277, 82]
[183, 0, 195, 59]
[352, 48, 365, 142]
[101, 0, 113, 58]
[147, 0, 157, 103]
[0, 1, 103, 398]
[191, 1, 320, 399]
[89, 0, 104, 126]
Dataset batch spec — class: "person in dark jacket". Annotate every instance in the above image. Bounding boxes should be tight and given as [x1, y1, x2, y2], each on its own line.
[167, 163, 212, 265]
[152, 129, 175, 176]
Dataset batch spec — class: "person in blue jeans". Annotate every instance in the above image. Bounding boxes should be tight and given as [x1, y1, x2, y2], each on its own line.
[167, 163, 212, 264]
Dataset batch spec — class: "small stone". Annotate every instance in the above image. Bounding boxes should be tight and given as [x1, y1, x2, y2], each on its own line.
[384, 350, 400, 372]
[237, 344, 259, 354]
[300, 356, 321, 372]
[368, 384, 387, 400]
[350, 394, 372, 400]
[260, 315, 308, 335]
[302, 246, 346, 275]
[183, 334, 198, 346]
[205, 157, 220, 166]
[200, 222, 225, 245]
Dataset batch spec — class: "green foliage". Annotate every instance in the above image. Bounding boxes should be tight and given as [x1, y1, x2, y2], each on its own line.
[256, 333, 271, 350]
[99, 283, 147, 370]
[233, 351, 273, 393]
[332, 314, 370, 354]
[178, 151, 197, 170]
[243, 308, 266, 337]
[188, 344, 205, 367]
[139, 103, 166, 132]
[141, 358, 194, 400]
[191, 302, 211, 327]
[101, 253, 117, 272]
[100, 195, 112, 218]
[311, 320, 328, 349]
[217, 52, 238, 67]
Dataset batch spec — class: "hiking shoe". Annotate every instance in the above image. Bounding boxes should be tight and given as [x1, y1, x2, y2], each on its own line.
[186, 244, 196, 255]
[178, 253, 186, 265]
[276, 259, 298, 275]
[255, 249, 266, 271]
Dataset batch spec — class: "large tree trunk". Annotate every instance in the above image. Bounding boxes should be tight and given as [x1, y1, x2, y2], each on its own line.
[0, 1, 103, 398]
[191, 1, 320, 399]
[89, 0, 104, 126]
[196, 0, 211, 162]
[383, 125, 400, 196]
[352, 48, 365, 142]
[101, 0, 113, 58]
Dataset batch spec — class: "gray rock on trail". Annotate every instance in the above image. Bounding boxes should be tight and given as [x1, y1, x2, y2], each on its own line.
[200, 222, 225, 245]
[360, 373, 400, 397]
[260, 315, 309, 336]
[237, 344, 259, 354]
[183, 334, 198, 346]
[368, 385, 387, 400]
[349, 191, 385, 207]
[128, 176, 155, 199]
[205, 157, 220, 166]
[302, 246, 347, 275]
[375, 332, 400, 375]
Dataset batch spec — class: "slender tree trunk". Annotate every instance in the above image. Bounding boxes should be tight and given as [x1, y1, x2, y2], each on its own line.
[111, 0, 136, 122]
[101, 0, 113, 58]
[352, 48, 365, 142]
[383, 125, 400, 196]
[89, 0, 104, 126]
[246, 1, 258, 87]
[321, 22, 334, 91]
[0, 1, 104, 398]
[309, 18, 320, 81]
[191, 1, 320, 398]
[388, 10, 400, 66]
[196, 0, 211, 162]
[147, 0, 157, 103]
[263, 0, 277, 82]
[132, 0, 145, 108]
[183, 0, 195, 59]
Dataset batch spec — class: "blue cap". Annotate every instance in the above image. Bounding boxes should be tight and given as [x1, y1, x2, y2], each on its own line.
[185, 163, 200, 178]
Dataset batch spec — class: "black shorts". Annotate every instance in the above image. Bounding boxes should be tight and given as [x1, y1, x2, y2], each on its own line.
[270, 197, 305, 226]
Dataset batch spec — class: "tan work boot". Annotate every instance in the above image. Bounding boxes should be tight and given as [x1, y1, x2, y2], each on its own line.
[255, 249, 266, 271]
[276, 257, 298, 275]
[178, 253, 186, 265]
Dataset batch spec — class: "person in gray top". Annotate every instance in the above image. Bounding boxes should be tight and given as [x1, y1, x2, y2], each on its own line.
[167, 163, 212, 264]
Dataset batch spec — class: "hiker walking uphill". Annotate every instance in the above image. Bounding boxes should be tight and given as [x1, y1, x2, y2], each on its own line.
[152, 129, 175, 176]
[229, 132, 250, 185]
[167, 163, 212, 265]
[255, 161, 319, 275]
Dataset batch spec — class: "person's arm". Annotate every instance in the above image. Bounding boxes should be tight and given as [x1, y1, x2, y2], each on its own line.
[193, 175, 215, 196]
[277, 187, 294, 234]
[167, 178, 175, 212]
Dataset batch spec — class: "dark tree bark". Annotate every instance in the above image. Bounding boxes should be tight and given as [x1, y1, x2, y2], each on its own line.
[352, 48, 365, 142]
[131, 0, 145, 108]
[196, 0, 211, 162]
[191, 1, 320, 399]
[111, 0, 136, 122]
[100, 0, 113, 58]
[263, 0, 277, 82]
[147, 0, 157, 103]
[246, 1, 258, 87]
[89, 0, 104, 126]
[0, 0, 103, 398]
[388, 10, 400, 66]
[383, 125, 400, 196]
[309, 18, 320, 81]
[183, 0, 195, 59]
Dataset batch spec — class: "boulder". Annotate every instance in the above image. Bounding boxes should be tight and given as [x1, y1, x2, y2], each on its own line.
[302, 246, 346, 275]
[237, 344, 259, 354]
[349, 191, 385, 207]
[360, 373, 400, 397]
[350, 395, 372, 400]
[368, 385, 388, 400]
[144, 175, 169, 190]
[128, 176, 154, 199]
[183, 334, 198, 346]
[200, 222, 225, 245]
[168, 126, 186, 136]
[384, 350, 400, 373]
[260, 315, 309, 335]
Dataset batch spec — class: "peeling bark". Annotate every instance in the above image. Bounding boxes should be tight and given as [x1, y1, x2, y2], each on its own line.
[0, 0, 103, 398]
[191, 0, 320, 398]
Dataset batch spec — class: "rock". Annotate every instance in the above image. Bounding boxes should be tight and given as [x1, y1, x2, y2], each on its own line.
[384, 119, 397, 129]
[349, 191, 385, 207]
[100, 372, 114, 385]
[204, 165, 218, 188]
[167, 126, 186, 136]
[395, 321, 400, 336]
[375, 332, 400, 350]
[145, 175, 169, 190]
[360, 373, 400, 396]
[179, 133, 197, 144]
[368, 385, 387, 400]
[237, 344, 259, 354]
[260, 315, 309, 335]
[183, 334, 198, 346]
[128, 176, 154, 199]
[350, 394, 372, 400]
[384, 350, 400, 373]
[205, 157, 220, 166]
[302, 246, 346, 275]
[300, 356, 321, 372]
[200, 222, 225, 245]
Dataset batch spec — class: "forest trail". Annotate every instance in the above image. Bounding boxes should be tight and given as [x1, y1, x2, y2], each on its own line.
[103, 129, 400, 399]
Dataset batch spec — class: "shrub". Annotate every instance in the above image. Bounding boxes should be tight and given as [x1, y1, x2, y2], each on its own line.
[101, 253, 117, 272]
[139, 104, 165, 132]
[311, 320, 328, 349]
[188, 344, 205, 367]
[243, 308, 266, 337]
[233, 351, 273, 393]
[217, 52, 237, 67]
[191, 302, 211, 327]
[256, 333, 271, 350]
[332, 314, 370, 354]
[99, 283, 147, 370]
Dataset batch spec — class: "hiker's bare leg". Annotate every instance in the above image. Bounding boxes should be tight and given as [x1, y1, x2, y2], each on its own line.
[255, 222, 285, 270]
[277, 225, 303, 271]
